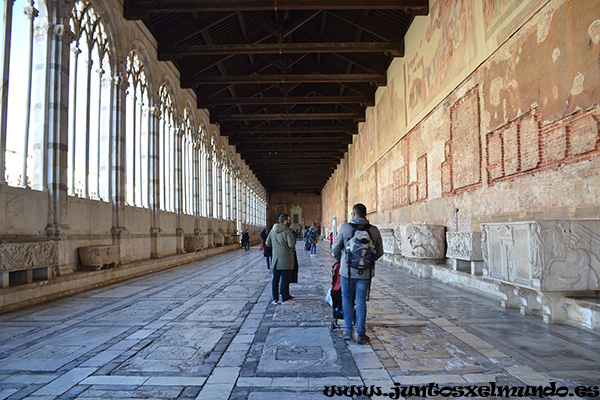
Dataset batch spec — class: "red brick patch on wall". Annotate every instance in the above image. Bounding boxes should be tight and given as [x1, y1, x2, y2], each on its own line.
[487, 105, 599, 185]
[450, 87, 482, 191]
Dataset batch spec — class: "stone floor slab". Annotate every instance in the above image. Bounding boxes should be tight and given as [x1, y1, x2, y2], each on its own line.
[257, 327, 341, 374]
[0, 242, 596, 400]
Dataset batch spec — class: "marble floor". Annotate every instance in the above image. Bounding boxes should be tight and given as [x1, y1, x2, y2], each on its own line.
[0, 241, 598, 399]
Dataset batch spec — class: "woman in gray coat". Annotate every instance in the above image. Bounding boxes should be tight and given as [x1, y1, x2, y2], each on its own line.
[266, 213, 296, 305]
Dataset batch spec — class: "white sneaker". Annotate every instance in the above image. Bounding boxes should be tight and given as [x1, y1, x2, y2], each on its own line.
[271, 300, 280, 305]
[282, 298, 296, 305]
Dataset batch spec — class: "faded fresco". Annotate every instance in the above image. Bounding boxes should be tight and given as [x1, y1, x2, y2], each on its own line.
[348, 164, 377, 214]
[483, 0, 600, 129]
[323, 0, 600, 231]
[405, 0, 477, 124]
[349, 114, 376, 182]
[483, 0, 547, 42]
[375, 78, 406, 160]
[322, 156, 347, 229]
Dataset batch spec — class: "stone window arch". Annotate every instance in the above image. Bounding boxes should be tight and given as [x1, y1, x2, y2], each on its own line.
[198, 122, 208, 217]
[67, 0, 112, 200]
[1, 0, 47, 189]
[181, 106, 195, 215]
[125, 50, 150, 207]
[158, 83, 176, 212]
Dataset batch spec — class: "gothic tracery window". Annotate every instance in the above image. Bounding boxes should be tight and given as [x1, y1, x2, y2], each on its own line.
[182, 107, 195, 215]
[158, 84, 176, 212]
[67, 0, 112, 200]
[2, 0, 44, 188]
[125, 51, 150, 207]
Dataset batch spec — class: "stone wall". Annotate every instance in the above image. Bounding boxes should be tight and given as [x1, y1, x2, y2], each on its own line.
[268, 192, 322, 235]
[322, 0, 600, 230]
[320, 0, 600, 330]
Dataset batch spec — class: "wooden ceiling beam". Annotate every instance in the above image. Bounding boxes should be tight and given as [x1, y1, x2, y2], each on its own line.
[199, 95, 373, 108]
[329, 10, 408, 43]
[215, 112, 364, 121]
[237, 142, 348, 149]
[159, 12, 235, 45]
[160, 42, 403, 58]
[187, 73, 385, 87]
[229, 136, 352, 144]
[125, 1, 429, 18]
[220, 125, 357, 134]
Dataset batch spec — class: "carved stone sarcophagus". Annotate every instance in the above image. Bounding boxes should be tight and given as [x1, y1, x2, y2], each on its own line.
[398, 224, 445, 260]
[446, 232, 482, 261]
[79, 245, 119, 270]
[446, 232, 484, 275]
[381, 229, 399, 255]
[214, 230, 225, 246]
[184, 236, 204, 252]
[0, 241, 58, 272]
[0, 241, 58, 287]
[481, 220, 600, 292]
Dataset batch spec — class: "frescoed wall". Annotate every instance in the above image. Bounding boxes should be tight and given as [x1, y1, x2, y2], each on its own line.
[322, 155, 348, 234]
[321, 0, 600, 236]
[405, 0, 477, 127]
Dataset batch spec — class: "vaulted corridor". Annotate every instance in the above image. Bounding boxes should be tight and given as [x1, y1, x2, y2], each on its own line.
[0, 244, 598, 399]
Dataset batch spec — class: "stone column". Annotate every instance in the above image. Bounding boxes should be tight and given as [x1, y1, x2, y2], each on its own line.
[109, 73, 127, 247]
[148, 106, 161, 258]
[175, 124, 184, 253]
[31, 19, 52, 190]
[45, 20, 72, 239]
[0, 0, 15, 184]
[193, 139, 200, 237]
[206, 153, 213, 218]
[19, 2, 38, 188]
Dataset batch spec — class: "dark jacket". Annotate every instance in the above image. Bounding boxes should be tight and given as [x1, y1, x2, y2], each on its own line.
[265, 223, 296, 270]
[331, 217, 383, 279]
[261, 229, 272, 257]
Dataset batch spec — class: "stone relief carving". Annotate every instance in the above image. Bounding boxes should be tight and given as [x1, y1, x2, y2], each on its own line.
[544, 222, 600, 291]
[481, 220, 600, 292]
[399, 224, 445, 259]
[529, 223, 543, 280]
[0, 242, 58, 272]
[446, 232, 482, 260]
[381, 229, 399, 255]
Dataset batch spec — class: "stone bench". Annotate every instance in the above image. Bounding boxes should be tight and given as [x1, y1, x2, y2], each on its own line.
[481, 220, 600, 324]
[446, 232, 484, 275]
[78, 245, 119, 271]
[0, 240, 57, 287]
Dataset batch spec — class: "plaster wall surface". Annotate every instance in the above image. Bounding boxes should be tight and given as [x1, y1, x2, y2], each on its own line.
[323, 0, 600, 231]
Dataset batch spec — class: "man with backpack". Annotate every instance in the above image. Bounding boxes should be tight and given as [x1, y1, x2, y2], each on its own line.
[331, 203, 383, 345]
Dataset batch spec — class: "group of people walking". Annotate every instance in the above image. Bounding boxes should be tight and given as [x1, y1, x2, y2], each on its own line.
[253, 203, 383, 346]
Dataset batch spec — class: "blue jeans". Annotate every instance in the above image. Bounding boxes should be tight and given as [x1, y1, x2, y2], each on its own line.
[310, 241, 317, 254]
[265, 256, 271, 269]
[340, 276, 369, 336]
[272, 269, 292, 302]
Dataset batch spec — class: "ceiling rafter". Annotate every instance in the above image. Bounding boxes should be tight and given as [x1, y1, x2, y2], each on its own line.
[125, 0, 429, 17]
[160, 41, 404, 58]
